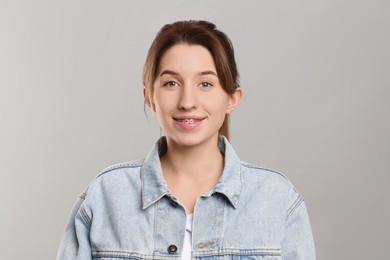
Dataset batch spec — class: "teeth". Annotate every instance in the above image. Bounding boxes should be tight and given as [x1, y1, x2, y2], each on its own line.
[178, 119, 200, 124]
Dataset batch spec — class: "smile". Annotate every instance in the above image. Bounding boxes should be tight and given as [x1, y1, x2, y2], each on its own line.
[176, 118, 203, 124]
[173, 117, 205, 129]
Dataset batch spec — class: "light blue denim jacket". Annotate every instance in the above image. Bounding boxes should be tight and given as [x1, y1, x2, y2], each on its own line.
[57, 137, 315, 259]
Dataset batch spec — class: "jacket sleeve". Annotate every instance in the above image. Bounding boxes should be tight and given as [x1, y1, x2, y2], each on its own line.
[56, 196, 92, 260]
[281, 198, 316, 259]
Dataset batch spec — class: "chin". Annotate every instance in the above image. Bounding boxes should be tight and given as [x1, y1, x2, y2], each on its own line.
[167, 132, 219, 148]
[170, 137, 202, 147]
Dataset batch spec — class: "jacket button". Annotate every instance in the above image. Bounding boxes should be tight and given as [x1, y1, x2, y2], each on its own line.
[168, 245, 177, 254]
[170, 200, 178, 208]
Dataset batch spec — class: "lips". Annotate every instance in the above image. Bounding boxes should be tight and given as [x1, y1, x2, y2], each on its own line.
[173, 116, 205, 123]
[173, 116, 205, 128]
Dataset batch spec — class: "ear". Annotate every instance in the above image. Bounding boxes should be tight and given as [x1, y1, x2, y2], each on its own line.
[226, 87, 243, 114]
[143, 87, 155, 111]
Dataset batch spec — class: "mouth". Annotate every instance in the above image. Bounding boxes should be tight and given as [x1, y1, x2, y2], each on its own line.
[173, 117, 205, 125]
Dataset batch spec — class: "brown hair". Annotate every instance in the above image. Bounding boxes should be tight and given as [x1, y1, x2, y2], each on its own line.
[143, 20, 239, 140]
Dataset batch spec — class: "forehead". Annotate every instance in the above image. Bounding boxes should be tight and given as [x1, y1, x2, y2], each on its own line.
[157, 44, 216, 74]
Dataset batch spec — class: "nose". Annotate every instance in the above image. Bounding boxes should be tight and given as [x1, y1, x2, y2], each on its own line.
[178, 86, 197, 110]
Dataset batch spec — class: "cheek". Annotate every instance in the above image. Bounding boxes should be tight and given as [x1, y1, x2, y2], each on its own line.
[153, 93, 173, 115]
[203, 95, 230, 115]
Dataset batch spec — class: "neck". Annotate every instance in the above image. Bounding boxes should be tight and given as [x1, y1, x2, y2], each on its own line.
[160, 136, 225, 214]
[161, 136, 224, 181]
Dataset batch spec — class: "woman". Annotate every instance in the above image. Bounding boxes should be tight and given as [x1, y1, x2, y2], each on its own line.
[57, 20, 315, 260]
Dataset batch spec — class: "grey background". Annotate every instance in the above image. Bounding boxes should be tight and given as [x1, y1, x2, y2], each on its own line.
[1, 0, 389, 259]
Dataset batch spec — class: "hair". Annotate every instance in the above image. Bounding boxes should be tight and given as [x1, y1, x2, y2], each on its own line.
[143, 20, 239, 140]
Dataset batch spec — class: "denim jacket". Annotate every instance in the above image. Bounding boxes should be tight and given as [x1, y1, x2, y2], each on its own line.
[57, 137, 315, 259]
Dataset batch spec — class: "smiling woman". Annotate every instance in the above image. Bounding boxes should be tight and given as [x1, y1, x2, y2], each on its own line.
[57, 20, 316, 260]
[149, 44, 241, 150]
[143, 21, 240, 140]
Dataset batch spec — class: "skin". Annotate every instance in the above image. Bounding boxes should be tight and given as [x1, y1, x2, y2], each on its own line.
[144, 44, 242, 213]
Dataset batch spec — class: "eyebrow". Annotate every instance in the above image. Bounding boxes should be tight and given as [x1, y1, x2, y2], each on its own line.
[159, 70, 218, 77]
[159, 70, 179, 76]
[199, 70, 218, 77]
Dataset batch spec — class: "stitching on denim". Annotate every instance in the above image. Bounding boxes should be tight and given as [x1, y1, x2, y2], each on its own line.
[286, 195, 304, 221]
[96, 160, 143, 178]
[92, 248, 281, 259]
[233, 164, 243, 208]
[92, 250, 180, 259]
[241, 162, 289, 181]
[220, 198, 226, 247]
[152, 202, 157, 260]
[192, 247, 281, 257]
[78, 204, 91, 227]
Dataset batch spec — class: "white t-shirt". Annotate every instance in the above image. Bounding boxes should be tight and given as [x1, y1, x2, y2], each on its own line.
[181, 214, 193, 260]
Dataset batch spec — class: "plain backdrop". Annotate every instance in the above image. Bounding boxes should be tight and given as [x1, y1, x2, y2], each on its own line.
[1, 0, 389, 259]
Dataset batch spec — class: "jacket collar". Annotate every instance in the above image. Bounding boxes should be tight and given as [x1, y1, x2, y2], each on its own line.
[141, 136, 242, 209]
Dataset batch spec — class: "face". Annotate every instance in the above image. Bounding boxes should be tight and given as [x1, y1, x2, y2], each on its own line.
[145, 44, 241, 148]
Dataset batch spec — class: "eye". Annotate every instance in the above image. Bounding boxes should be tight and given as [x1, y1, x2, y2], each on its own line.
[200, 82, 213, 88]
[163, 81, 179, 87]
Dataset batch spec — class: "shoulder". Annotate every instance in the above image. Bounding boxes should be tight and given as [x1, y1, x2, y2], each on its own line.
[240, 161, 303, 213]
[79, 159, 145, 200]
[241, 161, 297, 189]
[97, 159, 144, 178]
